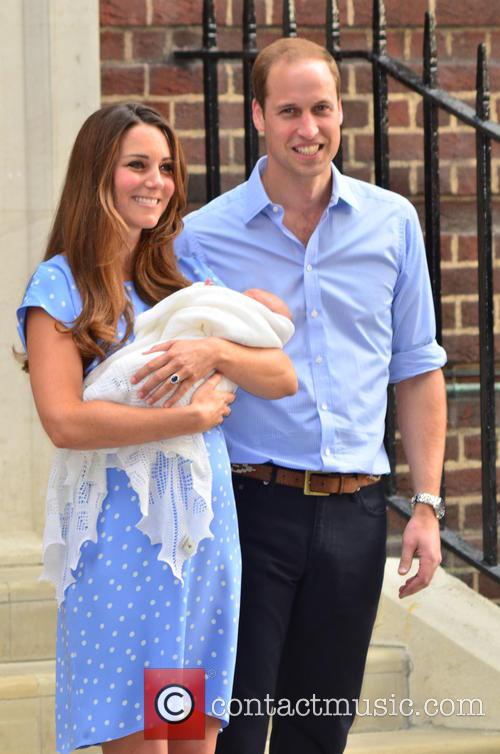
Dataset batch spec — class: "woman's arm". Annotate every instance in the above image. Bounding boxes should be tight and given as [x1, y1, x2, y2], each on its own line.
[26, 308, 234, 450]
[133, 337, 298, 407]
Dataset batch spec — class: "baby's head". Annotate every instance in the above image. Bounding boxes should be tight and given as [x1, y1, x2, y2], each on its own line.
[244, 289, 293, 321]
[203, 279, 292, 321]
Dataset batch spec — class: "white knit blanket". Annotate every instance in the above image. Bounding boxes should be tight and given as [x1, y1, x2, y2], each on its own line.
[43, 283, 294, 604]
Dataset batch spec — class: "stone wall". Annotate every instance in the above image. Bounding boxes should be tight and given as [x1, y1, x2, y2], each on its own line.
[1, 0, 100, 561]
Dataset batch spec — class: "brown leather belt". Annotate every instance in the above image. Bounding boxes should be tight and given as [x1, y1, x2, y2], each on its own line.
[231, 463, 381, 496]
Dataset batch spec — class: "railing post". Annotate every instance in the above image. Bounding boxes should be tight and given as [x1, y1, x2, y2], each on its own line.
[202, 0, 221, 200]
[326, 0, 341, 56]
[423, 12, 442, 342]
[327, 0, 343, 173]
[242, 0, 259, 177]
[372, 0, 395, 492]
[475, 43, 498, 567]
[283, 0, 297, 38]
[372, 0, 389, 189]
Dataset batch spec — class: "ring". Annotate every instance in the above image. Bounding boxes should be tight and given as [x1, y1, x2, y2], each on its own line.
[169, 373, 181, 385]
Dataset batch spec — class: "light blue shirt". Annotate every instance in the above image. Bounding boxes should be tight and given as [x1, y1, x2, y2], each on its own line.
[176, 158, 447, 474]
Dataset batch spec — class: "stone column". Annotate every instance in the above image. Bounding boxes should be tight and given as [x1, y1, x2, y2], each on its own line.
[0, 0, 100, 564]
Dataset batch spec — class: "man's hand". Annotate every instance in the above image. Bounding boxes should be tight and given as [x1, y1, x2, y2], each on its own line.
[131, 338, 220, 406]
[398, 505, 442, 599]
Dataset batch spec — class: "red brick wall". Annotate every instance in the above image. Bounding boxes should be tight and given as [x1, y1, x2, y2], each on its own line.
[100, 0, 500, 603]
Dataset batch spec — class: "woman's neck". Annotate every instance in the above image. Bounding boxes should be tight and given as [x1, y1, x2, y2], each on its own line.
[120, 236, 139, 281]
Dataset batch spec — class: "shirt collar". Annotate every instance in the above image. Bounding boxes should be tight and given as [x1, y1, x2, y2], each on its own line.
[243, 157, 272, 223]
[244, 156, 360, 223]
[329, 162, 361, 212]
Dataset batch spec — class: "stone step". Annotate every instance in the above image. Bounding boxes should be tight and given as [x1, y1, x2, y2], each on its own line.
[0, 564, 56, 665]
[345, 727, 500, 753]
[0, 644, 408, 753]
[0, 532, 42, 569]
[352, 644, 410, 733]
[0, 660, 100, 754]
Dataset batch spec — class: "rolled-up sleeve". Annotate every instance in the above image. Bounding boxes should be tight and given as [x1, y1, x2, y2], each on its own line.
[389, 204, 447, 383]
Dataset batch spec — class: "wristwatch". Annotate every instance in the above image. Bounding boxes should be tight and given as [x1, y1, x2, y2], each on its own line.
[411, 493, 445, 520]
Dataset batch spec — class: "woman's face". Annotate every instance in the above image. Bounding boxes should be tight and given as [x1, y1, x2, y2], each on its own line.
[113, 123, 175, 247]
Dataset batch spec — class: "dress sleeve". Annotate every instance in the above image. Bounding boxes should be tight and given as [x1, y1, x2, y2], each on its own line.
[16, 260, 79, 351]
[388, 204, 447, 384]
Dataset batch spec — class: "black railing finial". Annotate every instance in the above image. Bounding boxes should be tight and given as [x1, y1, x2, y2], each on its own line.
[423, 12, 438, 87]
[372, 0, 387, 55]
[243, 0, 257, 49]
[283, 0, 297, 38]
[202, 0, 220, 199]
[242, 0, 259, 176]
[203, 0, 217, 49]
[326, 0, 341, 55]
[476, 43, 490, 120]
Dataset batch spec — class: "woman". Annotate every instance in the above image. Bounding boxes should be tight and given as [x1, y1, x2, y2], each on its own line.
[17, 102, 296, 754]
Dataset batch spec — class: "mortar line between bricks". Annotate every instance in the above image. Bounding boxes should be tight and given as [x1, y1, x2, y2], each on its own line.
[457, 434, 466, 464]
[442, 327, 480, 336]
[186, 166, 247, 175]
[346, 0, 354, 26]
[176, 128, 246, 137]
[442, 295, 479, 303]
[145, 0, 153, 26]
[444, 460, 483, 471]
[124, 31, 133, 62]
[265, 0, 273, 26]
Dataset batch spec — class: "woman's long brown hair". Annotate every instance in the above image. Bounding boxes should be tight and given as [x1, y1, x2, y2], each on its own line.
[30, 102, 190, 369]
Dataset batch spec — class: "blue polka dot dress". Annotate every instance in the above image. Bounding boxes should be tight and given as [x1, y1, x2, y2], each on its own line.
[17, 254, 241, 752]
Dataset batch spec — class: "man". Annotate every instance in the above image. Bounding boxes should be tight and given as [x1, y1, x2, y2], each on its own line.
[175, 38, 447, 754]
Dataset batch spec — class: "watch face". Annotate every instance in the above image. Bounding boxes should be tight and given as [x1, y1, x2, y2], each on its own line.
[436, 500, 446, 520]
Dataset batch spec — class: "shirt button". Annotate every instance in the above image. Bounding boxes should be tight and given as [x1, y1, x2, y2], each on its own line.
[321, 402, 328, 411]
[272, 206, 279, 213]
[315, 355, 323, 364]
[306, 264, 313, 272]
[325, 447, 331, 456]
[311, 309, 319, 318]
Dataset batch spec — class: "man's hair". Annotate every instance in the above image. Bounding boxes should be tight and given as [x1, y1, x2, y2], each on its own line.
[252, 38, 341, 110]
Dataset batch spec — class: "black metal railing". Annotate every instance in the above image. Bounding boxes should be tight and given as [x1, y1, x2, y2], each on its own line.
[176, 0, 500, 583]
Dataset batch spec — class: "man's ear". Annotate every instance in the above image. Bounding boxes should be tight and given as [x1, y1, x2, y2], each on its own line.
[338, 97, 343, 127]
[252, 98, 265, 134]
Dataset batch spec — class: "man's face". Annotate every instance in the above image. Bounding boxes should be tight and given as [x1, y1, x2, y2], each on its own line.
[252, 58, 343, 184]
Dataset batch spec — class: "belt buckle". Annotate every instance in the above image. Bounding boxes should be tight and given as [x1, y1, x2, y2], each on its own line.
[303, 470, 330, 496]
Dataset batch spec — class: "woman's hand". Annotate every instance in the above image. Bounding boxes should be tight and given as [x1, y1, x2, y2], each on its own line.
[190, 373, 235, 432]
[132, 338, 221, 406]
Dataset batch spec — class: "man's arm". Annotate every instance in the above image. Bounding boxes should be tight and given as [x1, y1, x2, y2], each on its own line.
[395, 368, 447, 598]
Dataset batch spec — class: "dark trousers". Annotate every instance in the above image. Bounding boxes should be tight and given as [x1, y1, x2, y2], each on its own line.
[215, 475, 387, 754]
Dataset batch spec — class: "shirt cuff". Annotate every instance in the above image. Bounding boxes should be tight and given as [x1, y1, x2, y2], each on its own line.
[389, 340, 447, 384]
